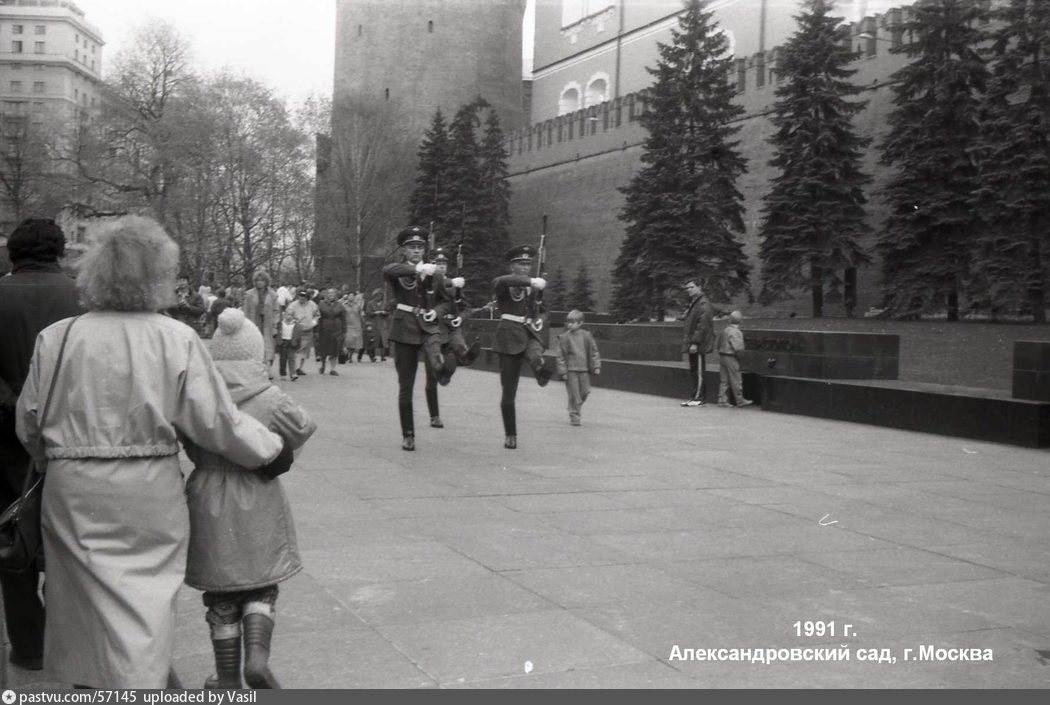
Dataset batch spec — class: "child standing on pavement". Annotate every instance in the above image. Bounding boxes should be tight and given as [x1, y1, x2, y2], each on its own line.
[277, 307, 302, 381]
[716, 310, 753, 408]
[554, 309, 602, 426]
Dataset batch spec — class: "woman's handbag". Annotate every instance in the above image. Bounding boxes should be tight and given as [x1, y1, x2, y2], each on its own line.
[0, 315, 79, 573]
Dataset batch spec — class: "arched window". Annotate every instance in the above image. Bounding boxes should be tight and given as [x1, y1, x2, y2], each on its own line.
[585, 74, 608, 107]
[558, 85, 581, 116]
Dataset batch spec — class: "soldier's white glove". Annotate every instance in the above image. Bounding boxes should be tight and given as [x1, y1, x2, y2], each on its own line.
[451, 277, 466, 289]
[415, 262, 437, 277]
[422, 309, 437, 322]
[530, 277, 547, 291]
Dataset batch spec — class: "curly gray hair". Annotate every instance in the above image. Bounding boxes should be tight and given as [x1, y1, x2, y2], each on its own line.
[76, 216, 180, 312]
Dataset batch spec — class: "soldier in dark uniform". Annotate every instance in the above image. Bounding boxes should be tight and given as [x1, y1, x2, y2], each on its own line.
[492, 245, 553, 449]
[423, 248, 481, 429]
[382, 226, 447, 451]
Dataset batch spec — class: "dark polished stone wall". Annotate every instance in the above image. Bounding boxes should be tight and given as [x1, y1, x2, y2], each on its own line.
[1013, 342, 1050, 402]
[741, 330, 899, 380]
[763, 376, 1050, 449]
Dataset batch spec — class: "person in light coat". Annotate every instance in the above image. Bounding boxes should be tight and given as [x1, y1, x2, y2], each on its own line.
[15, 216, 293, 689]
[241, 269, 280, 378]
[183, 308, 316, 689]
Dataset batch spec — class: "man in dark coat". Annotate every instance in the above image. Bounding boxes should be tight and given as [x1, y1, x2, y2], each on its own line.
[680, 277, 715, 407]
[0, 218, 85, 671]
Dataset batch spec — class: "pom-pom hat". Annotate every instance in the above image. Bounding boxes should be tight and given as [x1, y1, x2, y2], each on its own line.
[210, 308, 264, 361]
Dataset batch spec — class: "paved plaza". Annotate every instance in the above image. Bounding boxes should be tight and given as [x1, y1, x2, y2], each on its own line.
[5, 360, 1050, 689]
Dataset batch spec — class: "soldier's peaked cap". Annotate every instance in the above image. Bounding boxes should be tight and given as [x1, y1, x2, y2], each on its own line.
[429, 247, 451, 263]
[505, 245, 535, 263]
[397, 225, 428, 247]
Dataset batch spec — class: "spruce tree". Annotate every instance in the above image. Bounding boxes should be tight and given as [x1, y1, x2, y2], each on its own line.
[570, 263, 597, 312]
[972, 0, 1050, 322]
[877, 0, 989, 321]
[758, 0, 872, 317]
[442, 100, 485, 295]
[408, 109, 451, 233]
[547, 266, 568, 311]
[477, 108, 513, 287]
[611, 0, 751, 322]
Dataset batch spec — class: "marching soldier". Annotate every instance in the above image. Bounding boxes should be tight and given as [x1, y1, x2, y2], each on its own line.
[423, 248, 481, 429]
[382, 226, 448, 451]
[492, 245, 554, 449]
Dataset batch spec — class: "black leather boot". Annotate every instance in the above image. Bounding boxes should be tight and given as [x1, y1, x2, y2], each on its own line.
[464, 338, 481, 365]
[243, 612, 281, 689]
[204, 637, 242, 689]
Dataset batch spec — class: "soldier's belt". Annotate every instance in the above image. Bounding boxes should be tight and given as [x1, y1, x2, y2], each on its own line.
[500, 314, 527, 323]
[396, 303, 425, 314]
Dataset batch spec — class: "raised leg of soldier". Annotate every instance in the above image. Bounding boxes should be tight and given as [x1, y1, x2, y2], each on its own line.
[524, 338, 551, 387]
[498, 352, 522, 448]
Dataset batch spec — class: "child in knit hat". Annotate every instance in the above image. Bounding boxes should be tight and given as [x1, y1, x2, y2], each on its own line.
[183, 307, 317, 689]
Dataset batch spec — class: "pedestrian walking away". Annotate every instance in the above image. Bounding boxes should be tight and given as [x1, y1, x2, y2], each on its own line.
[554, 309, 602, 426]
[492, 245, 554, 449]
[183, 308, 317, 689]
[0, 218, 85, 672]
[14, 216, 293, 688]
[680, 277, 715, 406]
[382, 225, 447, 451]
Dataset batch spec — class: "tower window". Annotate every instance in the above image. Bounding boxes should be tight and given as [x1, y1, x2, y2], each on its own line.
[384, 88, 389, 100]
[358, 25, 362, 36]
[428, 20, 434, 33]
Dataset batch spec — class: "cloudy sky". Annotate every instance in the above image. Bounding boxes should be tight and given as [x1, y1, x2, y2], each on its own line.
[76, 0, 536, 105]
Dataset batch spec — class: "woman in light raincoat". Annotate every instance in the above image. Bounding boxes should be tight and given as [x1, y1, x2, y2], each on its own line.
[16, 216, 293, 688]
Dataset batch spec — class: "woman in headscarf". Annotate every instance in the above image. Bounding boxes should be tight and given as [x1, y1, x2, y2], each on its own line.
[15, 216, 292, 688]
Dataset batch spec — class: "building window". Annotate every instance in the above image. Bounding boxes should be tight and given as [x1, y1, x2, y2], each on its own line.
[561, 1, 613, 28]
[34, 42, 44, 54]
[34, 64, 44, 71]
[357, 24, 362, 36]
[75, 49, 79, 61]
[428, 20, 433, 33]
[34, 25, 45, 35]
[10, 64, 21, 71]
[585, 75, 608, 107]
[11, 41, 22, 53]
[10, 81, 22, 92]
[558, 85, 580, 116]
[33, 82, 44, 94]
[75, 88, 79, 100]
[384, 87, 389, 100]
[736, 58, 746, 93]
[91, 60, 95, 70]
[12, 25, 23, 35]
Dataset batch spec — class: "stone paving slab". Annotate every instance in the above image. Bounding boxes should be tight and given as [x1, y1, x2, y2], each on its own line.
[4, 360, 1049, 689]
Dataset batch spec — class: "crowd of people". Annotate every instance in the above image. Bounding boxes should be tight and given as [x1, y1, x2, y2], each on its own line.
[0, 215, 755, 689]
